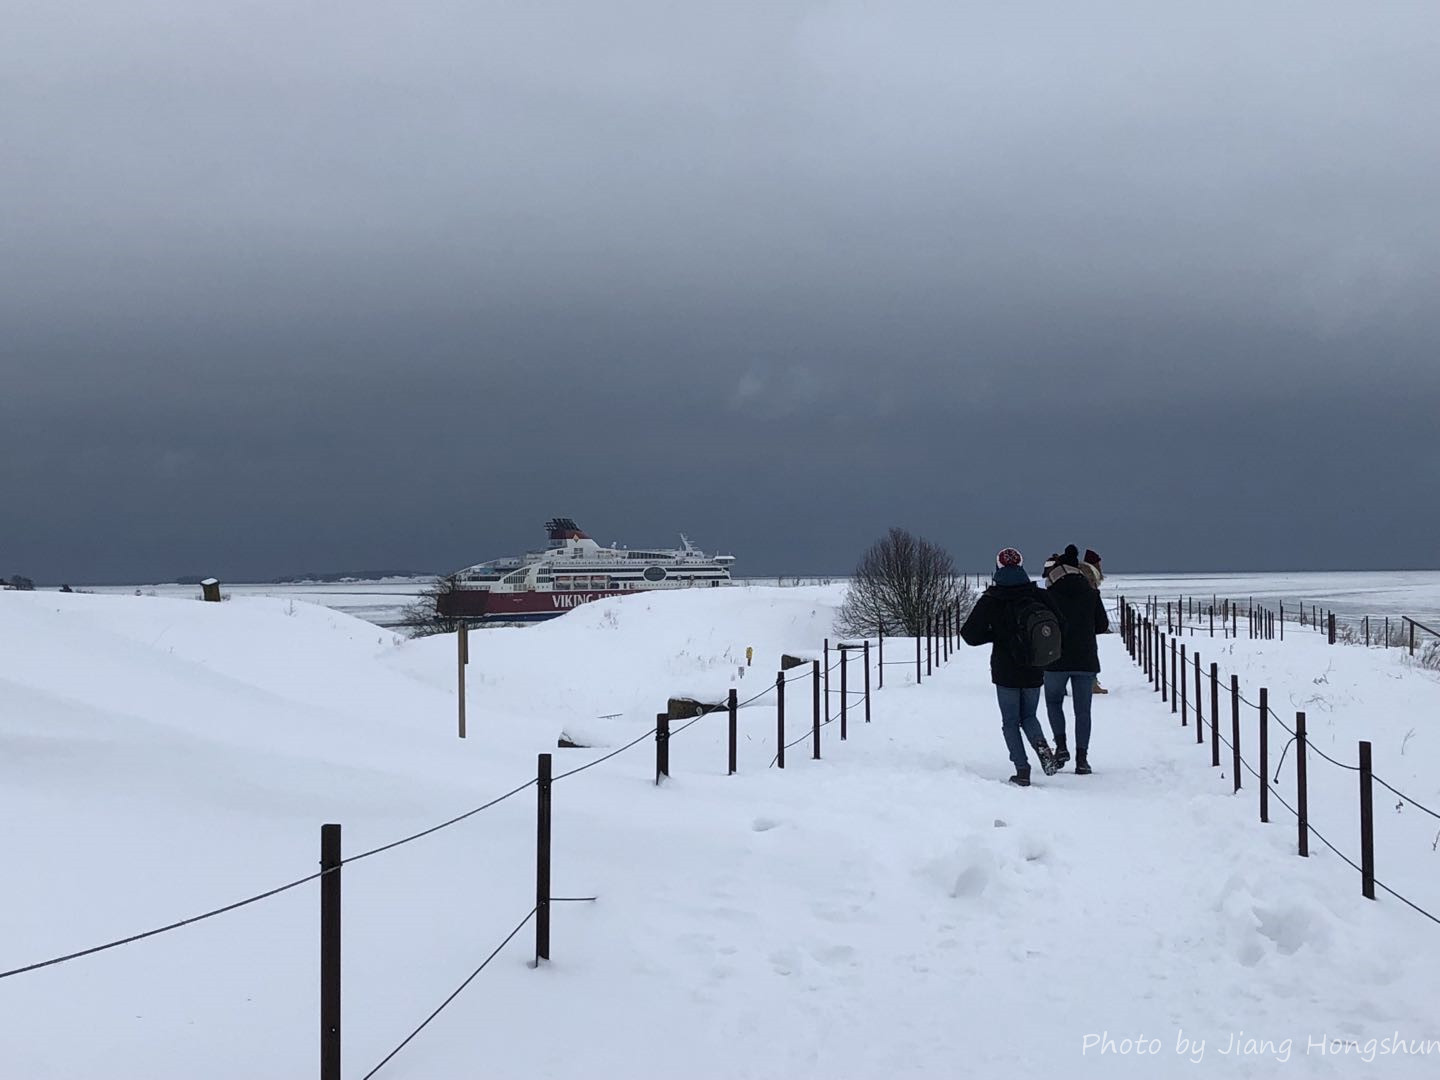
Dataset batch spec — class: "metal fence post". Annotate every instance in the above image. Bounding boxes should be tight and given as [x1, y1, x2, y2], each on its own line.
[1230, 674, 1241, 792]
[877, 623, 885, 689]
[728, 688, 738, 775]
[916, 629, 921, 684]
[1359, 740, 1375, 899]
[535, 753, 552, 962]
[1179, 642, 1188, 725]
[1170, 636, 1177, 714]
[1296, 712, 1309, 857]
[655, 713, 669, 784]
[811, 660, 821, 760]
[1259, 688, 1269, 823]
[863, 640, 872, 724]
[824, 636, 831, 708]
[926, 617, 933, 676]
[1209, 663, 1220, 766]
[1194, 652, 1203, 744]
[775, 672, 785, 768]
[839, 649, 848, 741]
[320, 823, 341, 1080]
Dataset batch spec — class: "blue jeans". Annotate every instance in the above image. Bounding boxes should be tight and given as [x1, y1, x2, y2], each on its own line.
[1044, 671, 1094, 752]
[996, 686, 1046, 770]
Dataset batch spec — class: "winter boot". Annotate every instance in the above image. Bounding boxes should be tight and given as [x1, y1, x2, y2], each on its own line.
[1052, 737, 1071, 770]
[1008, 767, 1032, 787]
[1033, 741, 1059, 776]
[1092, 678, 1108, 695]
[1075, 751, 1092, 775]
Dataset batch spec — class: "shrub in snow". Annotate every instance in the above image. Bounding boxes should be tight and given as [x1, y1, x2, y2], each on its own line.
[399, 576, 468, 638]
[835, 527, 974, 638]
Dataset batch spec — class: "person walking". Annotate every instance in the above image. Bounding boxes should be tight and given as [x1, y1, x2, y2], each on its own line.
[1080, 549, 1108, 696]
[961, 547, 1063, 786]
[1042, 545, 1110, 774]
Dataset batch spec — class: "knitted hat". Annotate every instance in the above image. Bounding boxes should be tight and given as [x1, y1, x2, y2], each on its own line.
[996, 547, 1023, 569]
[1083, 549, 1101, 567]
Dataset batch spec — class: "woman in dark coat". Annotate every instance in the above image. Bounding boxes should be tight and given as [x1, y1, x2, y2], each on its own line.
[1042, 545, 1110, 774]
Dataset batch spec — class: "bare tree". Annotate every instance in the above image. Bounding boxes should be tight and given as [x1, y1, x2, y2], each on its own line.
[835, 528, 974, 637]
[398, 576, 467, 638]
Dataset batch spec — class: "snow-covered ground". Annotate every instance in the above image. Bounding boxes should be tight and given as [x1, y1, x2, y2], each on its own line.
[3, 586, 1439, 1078]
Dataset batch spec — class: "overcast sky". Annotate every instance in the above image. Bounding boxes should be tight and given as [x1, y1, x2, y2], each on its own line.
[4, 1, 1438, 583]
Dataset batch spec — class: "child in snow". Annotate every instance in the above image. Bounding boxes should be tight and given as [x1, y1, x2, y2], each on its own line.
[1042, 545, 1110, 774]
[960, 548, 1062, 787]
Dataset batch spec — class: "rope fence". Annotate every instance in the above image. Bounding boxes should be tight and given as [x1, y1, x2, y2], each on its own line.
[1120, 598, 1440, 931]
[3, 596, 973, 1080]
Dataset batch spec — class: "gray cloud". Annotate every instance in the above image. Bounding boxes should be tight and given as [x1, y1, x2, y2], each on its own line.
[3, 1, 1438, 582]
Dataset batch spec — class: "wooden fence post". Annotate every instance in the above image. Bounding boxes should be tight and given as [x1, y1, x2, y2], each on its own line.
[839, 649, 848, 741]
[1296, 712, 1309, 857]
[457, 622, 468, 739]
[535, 754, 552, 962]
[1359, 740, 1375, 899]
[1328, 612, 1336, 645]
[320, 823, 342, 1080]
[1259, 688, 1269, 823]
[728, 688, 738, 775]
[916, 629, 921, 684]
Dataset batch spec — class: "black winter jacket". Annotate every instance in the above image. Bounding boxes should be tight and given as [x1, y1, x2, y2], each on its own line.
[960, 583, 1060, 688]
[1044, 573, 1111, 673]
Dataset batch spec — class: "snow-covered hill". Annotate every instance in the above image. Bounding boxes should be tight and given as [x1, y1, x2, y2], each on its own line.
[3, 587, 1438, 1078]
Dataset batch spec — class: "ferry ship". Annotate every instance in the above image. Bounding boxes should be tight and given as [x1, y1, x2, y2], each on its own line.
[436, 518, 736, 622]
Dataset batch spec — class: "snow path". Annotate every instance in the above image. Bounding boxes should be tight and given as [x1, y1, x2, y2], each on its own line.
[486, 632, 1440, 1079]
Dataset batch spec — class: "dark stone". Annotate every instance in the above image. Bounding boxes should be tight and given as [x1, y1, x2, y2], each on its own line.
[667, 697, 725, 720]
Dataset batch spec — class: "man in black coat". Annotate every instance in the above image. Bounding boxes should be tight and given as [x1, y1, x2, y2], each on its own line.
[961, 547, 1061, 786]
[1041, 545, 1111, 774]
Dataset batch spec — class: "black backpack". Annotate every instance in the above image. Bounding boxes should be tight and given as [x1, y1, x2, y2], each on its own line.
[1012, 595, 1063, 668]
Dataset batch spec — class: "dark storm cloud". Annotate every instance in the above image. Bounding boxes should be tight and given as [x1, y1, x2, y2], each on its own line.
[3, 1, 1438, 582]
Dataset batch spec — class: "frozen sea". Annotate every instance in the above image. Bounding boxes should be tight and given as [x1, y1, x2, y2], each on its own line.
[67, 571, 1440, 634]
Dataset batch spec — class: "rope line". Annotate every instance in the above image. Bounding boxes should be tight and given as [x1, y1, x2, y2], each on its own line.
[0, 870, 324, 981]
[359, 907, 536, 1080]
[552, 727, 657, 781]
[342, 780, 538, 866]
[1372, 777, 1440, 822]
[0, 775, 543, 981]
